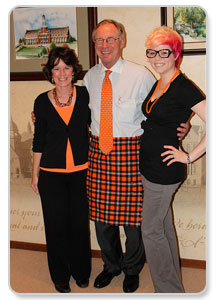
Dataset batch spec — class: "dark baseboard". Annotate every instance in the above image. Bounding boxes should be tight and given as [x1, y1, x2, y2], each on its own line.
[11, 240, 47, 252]
[10, 240, 206, 269]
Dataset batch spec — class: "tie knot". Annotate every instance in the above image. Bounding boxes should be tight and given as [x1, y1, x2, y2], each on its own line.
[105, 70, 112, 78]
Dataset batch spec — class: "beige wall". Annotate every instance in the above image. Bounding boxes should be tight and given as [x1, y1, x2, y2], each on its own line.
[10, 6, 206, 260]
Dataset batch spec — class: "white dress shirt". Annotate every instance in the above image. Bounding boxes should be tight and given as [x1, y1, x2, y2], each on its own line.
[82, 58, 156, 137]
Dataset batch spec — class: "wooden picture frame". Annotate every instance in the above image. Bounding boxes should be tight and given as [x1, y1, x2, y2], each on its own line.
[10, 7, 97, 81]
[161, 7, 206, 56]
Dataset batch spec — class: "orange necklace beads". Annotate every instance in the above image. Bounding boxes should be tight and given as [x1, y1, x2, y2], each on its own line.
[146, 69, 180, 114]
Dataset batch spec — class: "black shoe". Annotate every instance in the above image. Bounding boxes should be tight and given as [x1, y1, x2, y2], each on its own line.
[94, 270, 121, 288]
[76, 278, 89, 288]
[123, 275, 139, 293]
[54, 283, 71, 293]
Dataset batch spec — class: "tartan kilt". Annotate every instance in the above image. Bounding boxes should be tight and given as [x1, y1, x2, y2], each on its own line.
[86, 134, 143, 226]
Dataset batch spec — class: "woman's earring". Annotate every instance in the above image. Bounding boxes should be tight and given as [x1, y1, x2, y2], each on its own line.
[52, 77, 54, 84]
[72, 73, 74, 82]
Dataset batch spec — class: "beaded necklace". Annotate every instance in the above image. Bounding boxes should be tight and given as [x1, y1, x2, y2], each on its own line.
[53, 85, 74, 107]
[146, 69, 180, 114]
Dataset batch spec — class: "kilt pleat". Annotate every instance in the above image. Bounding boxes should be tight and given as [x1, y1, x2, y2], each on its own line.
[86, 135, 143, 226]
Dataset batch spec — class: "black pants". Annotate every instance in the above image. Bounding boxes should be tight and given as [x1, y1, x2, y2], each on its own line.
[38, 169, 91, 284]
[95, 222, 145, 275]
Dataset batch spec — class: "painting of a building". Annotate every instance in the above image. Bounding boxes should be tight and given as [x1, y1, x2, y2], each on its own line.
[13, 7, 77, 59]
[24, 15, 69, 46]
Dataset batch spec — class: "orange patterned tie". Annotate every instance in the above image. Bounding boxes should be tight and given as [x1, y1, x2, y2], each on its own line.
[99, 70, 113, 155]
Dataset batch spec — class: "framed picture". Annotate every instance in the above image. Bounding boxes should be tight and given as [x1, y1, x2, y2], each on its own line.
[161, 7, 206, 55]
[10, 7, 97, 81]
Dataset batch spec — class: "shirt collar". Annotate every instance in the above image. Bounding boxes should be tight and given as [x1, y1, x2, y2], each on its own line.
[99, 57, 124, 74]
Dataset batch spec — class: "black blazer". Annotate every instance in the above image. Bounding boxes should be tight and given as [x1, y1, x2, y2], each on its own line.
[33, 85, 91, 169]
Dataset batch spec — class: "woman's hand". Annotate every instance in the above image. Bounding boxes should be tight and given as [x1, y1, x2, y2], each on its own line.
[31, 152, 42, 194]
[31, 174, 39, 194]
[161, 145, 188, 166]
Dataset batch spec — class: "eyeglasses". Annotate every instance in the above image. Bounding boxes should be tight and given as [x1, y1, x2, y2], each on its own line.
[146, 49, 174, 58]
[94, 37, 120, 45]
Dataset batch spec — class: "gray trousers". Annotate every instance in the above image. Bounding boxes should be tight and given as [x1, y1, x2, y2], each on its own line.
[141, 176, 184, 293]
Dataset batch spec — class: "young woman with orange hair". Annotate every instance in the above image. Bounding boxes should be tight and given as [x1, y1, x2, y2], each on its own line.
[140, 26, 206, 293]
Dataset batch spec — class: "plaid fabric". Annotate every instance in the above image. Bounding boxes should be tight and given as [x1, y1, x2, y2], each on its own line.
[87, 134, 143, 226]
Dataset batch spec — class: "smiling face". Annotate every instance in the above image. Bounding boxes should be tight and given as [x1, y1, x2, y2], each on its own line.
[94, 23, 125, 69]
[147, 44, 178, 77]
[51, 59, 73, 88]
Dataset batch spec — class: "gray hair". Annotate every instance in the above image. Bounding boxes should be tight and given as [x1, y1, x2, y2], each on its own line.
[92, 19, 126, 41]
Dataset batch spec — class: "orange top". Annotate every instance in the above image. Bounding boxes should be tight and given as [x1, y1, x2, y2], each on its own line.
[40, 106, 88, 173]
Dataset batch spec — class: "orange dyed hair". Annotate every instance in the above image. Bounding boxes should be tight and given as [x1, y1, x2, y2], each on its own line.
[146, 26, 183, 67]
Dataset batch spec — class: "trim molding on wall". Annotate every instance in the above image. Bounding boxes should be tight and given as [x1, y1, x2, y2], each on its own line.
[10, 240, 206, 269]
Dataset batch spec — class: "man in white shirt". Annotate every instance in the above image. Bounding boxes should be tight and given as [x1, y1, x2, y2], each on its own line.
[83, 19, 155, 293]
[84, 18, 188, 293]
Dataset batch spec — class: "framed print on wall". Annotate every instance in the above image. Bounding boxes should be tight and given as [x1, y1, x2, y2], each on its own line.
[10, 6, 97, 81]
[161, 7, 206, 55]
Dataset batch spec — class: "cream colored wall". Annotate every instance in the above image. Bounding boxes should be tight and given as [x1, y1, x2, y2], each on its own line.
[10, 81, 52, 245]
[10, 7, 206, 260]
[98, 7, 160, 66]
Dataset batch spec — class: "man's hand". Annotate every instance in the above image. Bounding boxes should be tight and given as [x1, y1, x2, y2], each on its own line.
[31, 111, 36, 124]
[177, 122, 191, 141]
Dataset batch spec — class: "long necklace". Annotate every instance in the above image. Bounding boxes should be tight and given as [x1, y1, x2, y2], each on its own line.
[146, 69, 180, 114]
[53, 85, 74, 107]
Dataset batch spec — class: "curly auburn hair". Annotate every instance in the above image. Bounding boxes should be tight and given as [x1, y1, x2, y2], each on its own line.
[43, 47, 82, 84]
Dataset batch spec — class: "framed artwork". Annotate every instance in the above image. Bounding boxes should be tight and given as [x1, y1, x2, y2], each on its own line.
[161, 7, 206, 55]
[10, 7, 97, 81]
[13, 7, 78, 60]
